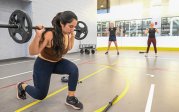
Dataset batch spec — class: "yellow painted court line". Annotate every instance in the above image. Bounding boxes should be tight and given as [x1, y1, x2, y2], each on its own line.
[97, 46, 179, 51]
[15, 86, 68, 112]
[79, 66, 109, 82]
[95, 67, 130, 112]
[15, 66, 109, 112]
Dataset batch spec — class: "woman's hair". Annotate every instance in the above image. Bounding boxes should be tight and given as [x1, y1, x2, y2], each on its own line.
[42, 11, 78, 57]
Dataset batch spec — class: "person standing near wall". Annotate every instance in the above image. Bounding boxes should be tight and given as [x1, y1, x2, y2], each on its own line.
[105, 22, 119, 55]
[144, 22, 159, 57]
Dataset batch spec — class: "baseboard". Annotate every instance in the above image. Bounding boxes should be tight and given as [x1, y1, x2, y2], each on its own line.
[96, 47, 179, 51]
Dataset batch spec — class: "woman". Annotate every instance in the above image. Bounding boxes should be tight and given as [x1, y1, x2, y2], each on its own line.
[144, 22, 159, 57]
[105, 22, 119, 55]
[16, 11, 83, 110]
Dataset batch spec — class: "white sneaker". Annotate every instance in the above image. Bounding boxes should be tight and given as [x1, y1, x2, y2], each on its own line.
[155, 53, 158, 57]
[145, 53, 148, 57]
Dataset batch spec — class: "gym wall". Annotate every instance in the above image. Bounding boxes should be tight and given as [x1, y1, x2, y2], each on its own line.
[97, 0, 179, 49]
[30, 0, 97, 54]
[0, 0, 32, 60]
[0, 0, 97, 60]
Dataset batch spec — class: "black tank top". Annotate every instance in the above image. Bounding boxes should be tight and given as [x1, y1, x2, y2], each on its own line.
[109, 27, 116, 36]
[148, 28, 156, 38]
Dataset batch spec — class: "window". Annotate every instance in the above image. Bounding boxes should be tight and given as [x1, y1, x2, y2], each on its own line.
[161, 17, 179, 36]
[115, 19, 152, 37]
[97, 21, 109, 37]
[97, 0, 110, 14]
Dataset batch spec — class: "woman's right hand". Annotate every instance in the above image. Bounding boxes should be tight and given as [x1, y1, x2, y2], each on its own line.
[35, 25, 45, 39]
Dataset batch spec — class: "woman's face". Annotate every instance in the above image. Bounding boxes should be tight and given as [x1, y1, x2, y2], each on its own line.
[150, 23, 154, 28]
[110, 23, 114, 27]
[61, 19, 78, 34]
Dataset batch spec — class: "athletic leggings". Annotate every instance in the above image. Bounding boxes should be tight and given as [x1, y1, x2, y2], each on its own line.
[25, 57, 79, 100]
[146, 38, 157, 53]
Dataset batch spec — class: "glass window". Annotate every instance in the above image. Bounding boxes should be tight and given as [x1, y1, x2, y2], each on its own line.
[124, 21, 130, 37]
[130, 20, 143, 37]
[172, 17, 179, 36]
[97, 0, 110, 14]
[101, 21, 109, 36]
[97, 22, 102, 36]
[115, 21, 125, 37]
[161, 17, 179, 36]
[142, 18, 152, 36]
[116, 19, 148, 37]
[161, 17, 170, 36]
[115, 21, 130, 37]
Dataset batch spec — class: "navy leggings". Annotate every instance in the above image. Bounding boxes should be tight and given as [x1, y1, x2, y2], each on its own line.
[25, 57, 79, 100]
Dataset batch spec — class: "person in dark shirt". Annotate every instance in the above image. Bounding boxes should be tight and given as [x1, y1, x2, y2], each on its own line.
[144, 22, 159, 57]
[105, 23, 119, 55]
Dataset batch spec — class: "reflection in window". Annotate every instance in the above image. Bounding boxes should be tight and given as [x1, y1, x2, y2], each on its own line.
[142, 19, 152, 36]
[116, 21, 125, 37]
[115, 19, 152, 37]
[161, 17, 179, 36]
[101, 22, 109, 36]
[97, 21, 109, 37]
[97, 17, 179, 37]
[129, 20, 143, 37]
[97, 22, 102, 36]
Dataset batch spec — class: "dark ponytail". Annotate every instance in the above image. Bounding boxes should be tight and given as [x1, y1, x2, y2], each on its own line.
[42, 11, 78, 57]
[53, 11, 78, 57]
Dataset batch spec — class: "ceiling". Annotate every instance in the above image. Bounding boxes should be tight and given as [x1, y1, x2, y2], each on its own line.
[97, 0, 109, 10]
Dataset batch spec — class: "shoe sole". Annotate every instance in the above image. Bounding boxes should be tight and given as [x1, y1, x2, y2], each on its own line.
[65, 102, 81, 110]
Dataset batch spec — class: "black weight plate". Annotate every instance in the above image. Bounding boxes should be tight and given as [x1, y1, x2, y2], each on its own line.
[8, 10, 32, 44]
[75, 21, 88, 40]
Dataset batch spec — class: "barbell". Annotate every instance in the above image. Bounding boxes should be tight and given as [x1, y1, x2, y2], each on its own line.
[0, 10, 88, 44]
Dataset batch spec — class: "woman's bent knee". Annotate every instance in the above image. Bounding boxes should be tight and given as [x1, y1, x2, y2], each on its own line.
[35, 92, 47, 100]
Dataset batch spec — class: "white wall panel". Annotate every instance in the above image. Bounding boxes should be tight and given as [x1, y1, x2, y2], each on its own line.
[0, 0, 96, 60]
[0, 0, 31, 60]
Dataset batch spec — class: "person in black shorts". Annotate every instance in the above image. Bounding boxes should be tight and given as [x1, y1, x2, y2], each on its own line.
[105, 22, 119, 55]
[144, 22, 159, 57]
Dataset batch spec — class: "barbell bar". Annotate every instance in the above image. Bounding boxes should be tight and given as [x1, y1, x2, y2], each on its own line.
[0, 24, 82, 31]
[0, 10, 88, 44]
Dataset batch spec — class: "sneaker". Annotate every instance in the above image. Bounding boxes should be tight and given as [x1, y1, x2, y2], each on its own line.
[16, 82, 26, 100]
[65, 96, 83, 110]
[117, 52, 119, 55]
[145, 53, 148, 57]
[155, 53, 158, 57]
[105, 52, 108, 55]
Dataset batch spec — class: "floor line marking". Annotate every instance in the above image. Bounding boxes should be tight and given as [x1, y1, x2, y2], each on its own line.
[145, 84, 155, 112]
[0, 59, 80, 80]
[0, 71, 32, 80]
[95, 66, 130, 112]
[0, 60, 33, 67]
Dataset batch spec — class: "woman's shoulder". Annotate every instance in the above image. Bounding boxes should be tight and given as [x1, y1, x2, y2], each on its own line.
[44, 30, 53, 40]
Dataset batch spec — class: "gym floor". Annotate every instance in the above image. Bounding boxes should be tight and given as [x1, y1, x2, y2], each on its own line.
[0, 50, 179, 112]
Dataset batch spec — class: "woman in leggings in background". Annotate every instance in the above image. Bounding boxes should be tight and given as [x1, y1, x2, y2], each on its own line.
[144, 22, 159, 57]
[16, 11, 83, 110]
